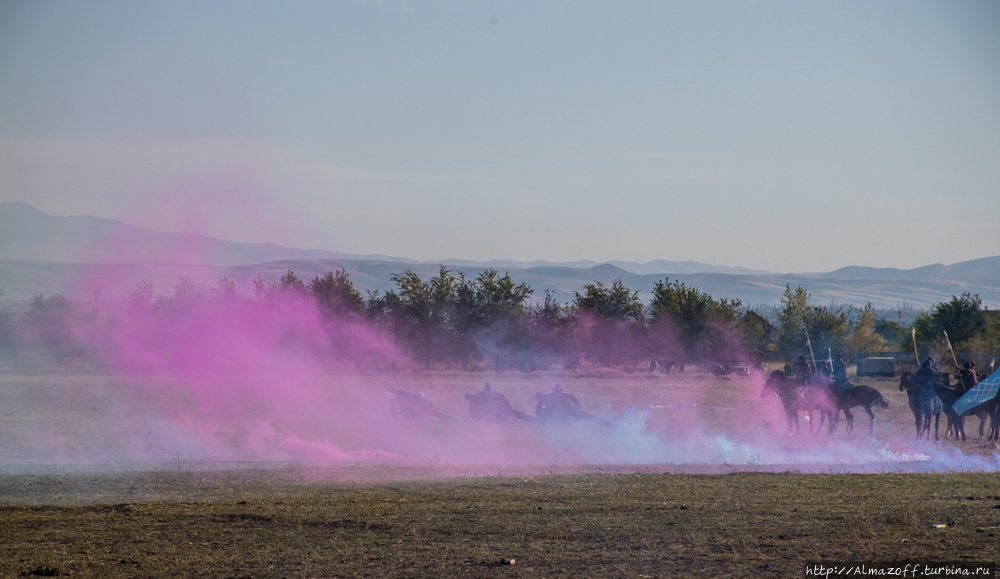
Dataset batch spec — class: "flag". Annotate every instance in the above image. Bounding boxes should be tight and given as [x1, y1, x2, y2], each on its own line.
[953, 366, 1000, 416]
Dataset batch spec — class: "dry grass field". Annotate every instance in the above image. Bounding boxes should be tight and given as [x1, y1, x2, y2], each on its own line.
[1, 363, 998, 577]
[1, 471, 998, 578]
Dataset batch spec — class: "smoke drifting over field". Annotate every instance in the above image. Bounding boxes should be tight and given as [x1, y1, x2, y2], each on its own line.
[2, 274, 998, 477]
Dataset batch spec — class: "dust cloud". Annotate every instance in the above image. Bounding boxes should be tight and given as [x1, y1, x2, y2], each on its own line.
[1, 275, 997, 478]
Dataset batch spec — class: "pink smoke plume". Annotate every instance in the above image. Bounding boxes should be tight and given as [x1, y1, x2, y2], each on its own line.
[4, 271, 997, 476]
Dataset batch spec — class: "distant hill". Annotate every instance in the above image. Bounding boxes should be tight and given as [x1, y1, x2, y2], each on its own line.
[0, 201, 353, 266]
[820, 256, 1000, 281]
[0, 202, 770, 275]
[1, 201, 998, 311]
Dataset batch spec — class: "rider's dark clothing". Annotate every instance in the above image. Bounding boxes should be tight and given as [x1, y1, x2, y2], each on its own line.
[914, 364, 938, 403]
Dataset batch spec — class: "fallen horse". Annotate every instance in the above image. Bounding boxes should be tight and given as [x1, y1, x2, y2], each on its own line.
[389, 387, 459, 422]
[464, 383, 535, 424]
[534, 385, 613, 426]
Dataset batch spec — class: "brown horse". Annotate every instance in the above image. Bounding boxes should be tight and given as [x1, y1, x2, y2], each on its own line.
[762, 370, 836, 434]
[899, 372, 942, 440]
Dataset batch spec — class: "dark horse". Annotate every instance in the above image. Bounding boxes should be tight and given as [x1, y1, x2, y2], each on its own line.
[832, 384, 888, 436]
[934, 376, 990, 441]
[899, 372, 943, 440]
[762, 371, 836, 434]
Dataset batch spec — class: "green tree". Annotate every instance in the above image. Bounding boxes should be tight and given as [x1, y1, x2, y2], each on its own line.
[527, 290, 570, 367]
[961, 311, 1000, 364]
[453, 269, 533, 370]
[804, 305, 848, 358]
[739, 311, 774, 358]
[775, 285, 848, 358]
[648, 278, 743, 363]
[775, 285, 811, 352]
[572, 279, 644, 322]
[570, 279, 645, 368]
[254, 270, 309, 304]
[874, 319, 908, 351]
[387, 267, 459, 369]
[309, 270, 365, 318]
[914, 293, 987, 350]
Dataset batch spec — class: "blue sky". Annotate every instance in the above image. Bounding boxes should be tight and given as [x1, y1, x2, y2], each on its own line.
[1, 1, 998, 272]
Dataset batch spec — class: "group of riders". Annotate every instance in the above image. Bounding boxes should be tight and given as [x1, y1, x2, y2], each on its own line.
[912, 357, 980, 396]
[785, 352, 854, 395]
[788, 353, 979, 401]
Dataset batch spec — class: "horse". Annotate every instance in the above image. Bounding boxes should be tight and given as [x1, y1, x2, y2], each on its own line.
[831, 384, 888, 436]
[899, 372, 943, 441]
[761, 370, 836, 434]
[989, 400, 1000, 446]
[934, 375, 990, 441]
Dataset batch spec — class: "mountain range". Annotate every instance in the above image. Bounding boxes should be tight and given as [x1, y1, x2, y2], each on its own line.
[1, 201, 998, 311]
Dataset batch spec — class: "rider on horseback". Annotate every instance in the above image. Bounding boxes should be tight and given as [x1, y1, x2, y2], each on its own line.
[793, 355, 812, 385]
[831, 352, 852, 397]
[956, 361, 978, 392]
[914, 358, 938, 404]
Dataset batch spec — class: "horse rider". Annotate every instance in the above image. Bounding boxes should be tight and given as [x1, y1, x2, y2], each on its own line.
[956, 361, 978, 393]
[793, 355, 812, 385]
[914, 358, 938, 402]
[815, 360, 831, 383]
[832, 352, 851, 396]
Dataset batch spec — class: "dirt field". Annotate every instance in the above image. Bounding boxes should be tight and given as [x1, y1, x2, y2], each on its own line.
[1, 364, 998, 578]
[1, 471, 998, 578]
[1, 363, 996, 474]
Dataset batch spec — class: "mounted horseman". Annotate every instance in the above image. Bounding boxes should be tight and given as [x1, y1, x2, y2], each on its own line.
[831, 352, 850, 395]
[899, 358, 944, 440]
[792, 355, 812, 385]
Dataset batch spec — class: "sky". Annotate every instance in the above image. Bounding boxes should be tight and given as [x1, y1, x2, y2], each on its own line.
[1, 0, 998, 273]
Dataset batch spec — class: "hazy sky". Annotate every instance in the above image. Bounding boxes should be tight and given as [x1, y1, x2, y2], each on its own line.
[1, 1, 998, 273]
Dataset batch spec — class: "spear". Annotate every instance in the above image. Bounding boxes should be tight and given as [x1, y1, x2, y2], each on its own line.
[943, 330, 960, 370]
[805, 330, 817, 372]
[911, 327, 919, 366]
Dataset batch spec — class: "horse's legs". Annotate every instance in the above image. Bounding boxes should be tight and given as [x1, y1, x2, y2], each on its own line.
[863, 405, 875, 436]
[914, 413, 924, 439]
[933, 413, 941, 441]
[944, 409, 964, 440]
[987, 408, 999, 443]
[843, 408, 854, 435]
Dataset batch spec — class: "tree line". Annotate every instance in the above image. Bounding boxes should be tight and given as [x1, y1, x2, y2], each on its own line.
[1, 270, 997, 371]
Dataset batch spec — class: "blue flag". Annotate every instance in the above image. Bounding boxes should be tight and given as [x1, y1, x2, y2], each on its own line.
[953, 366, 1000, 416]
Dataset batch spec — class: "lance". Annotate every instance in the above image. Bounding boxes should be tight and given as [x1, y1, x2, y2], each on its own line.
[805, 330, 817, 371]
[911, 327, 919, 366]
[943, 330, 960, 370]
